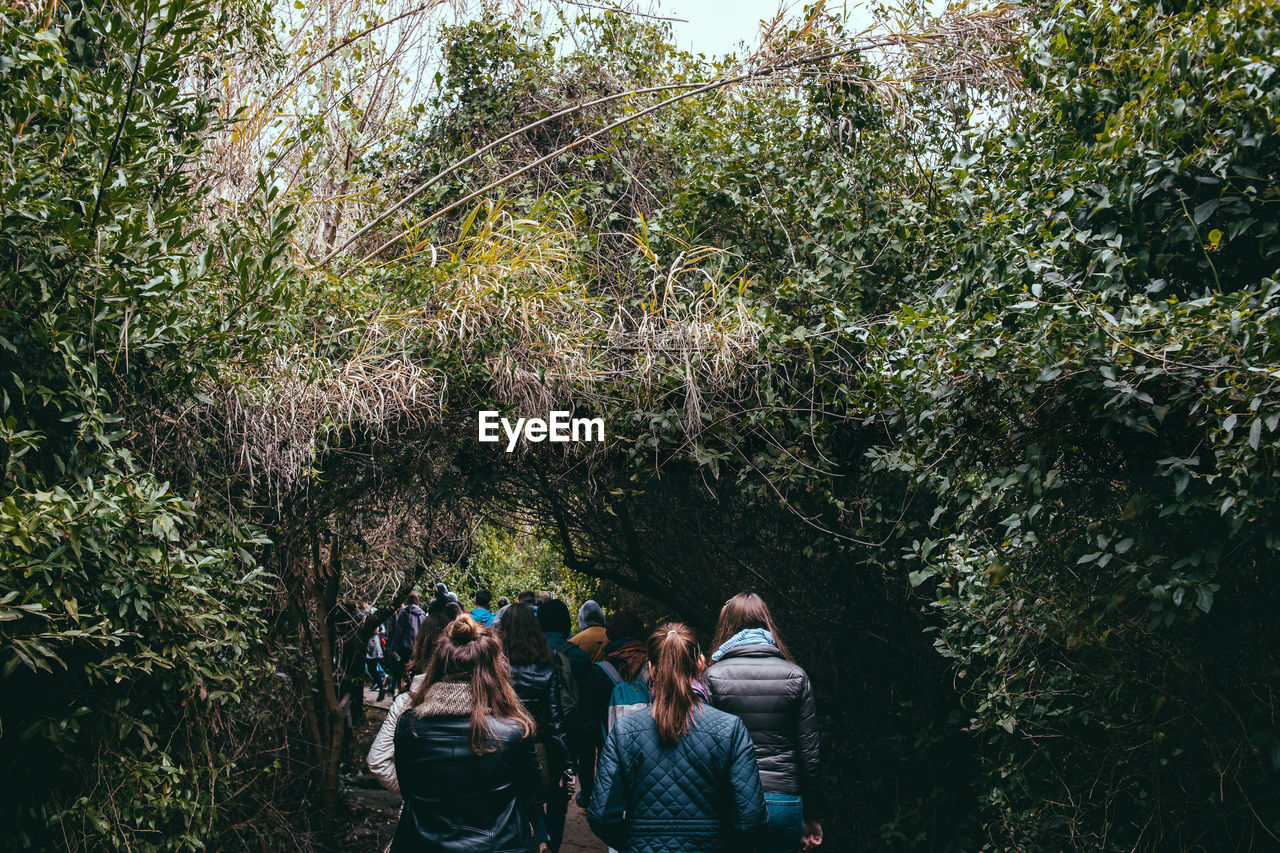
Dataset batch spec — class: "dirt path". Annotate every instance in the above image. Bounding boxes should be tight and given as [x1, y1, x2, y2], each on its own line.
[559, 801, 605, 853]
[340, 688, 402, 851]
[341, 687, 605, 852]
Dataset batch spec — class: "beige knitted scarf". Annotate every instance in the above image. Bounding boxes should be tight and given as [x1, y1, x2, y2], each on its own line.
[411, 678, 473, 717]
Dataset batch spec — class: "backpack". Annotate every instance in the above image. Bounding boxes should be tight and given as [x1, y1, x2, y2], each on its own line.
[596, 660, 651, 736]
[553, 648, 580, 725]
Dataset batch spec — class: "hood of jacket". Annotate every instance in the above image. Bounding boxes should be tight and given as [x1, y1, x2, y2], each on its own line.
[409, 678, 471, 717]
[427, 582, 455, 614]
[578, 599, 605, 630]
[711, 628, 777, 662]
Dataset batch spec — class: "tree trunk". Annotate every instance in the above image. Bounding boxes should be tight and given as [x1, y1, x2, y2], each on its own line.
[286, 531, 350, 850]
[313, 533, 346, 849]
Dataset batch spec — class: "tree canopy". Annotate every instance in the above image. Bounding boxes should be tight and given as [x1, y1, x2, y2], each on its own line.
[2, 0, 1279, 849]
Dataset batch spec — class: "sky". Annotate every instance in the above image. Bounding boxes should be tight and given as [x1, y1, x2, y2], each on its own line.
[655, 0, 878, 58]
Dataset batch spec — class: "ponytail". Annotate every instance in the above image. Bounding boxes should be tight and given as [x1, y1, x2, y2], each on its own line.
[647, 622, 702, 746]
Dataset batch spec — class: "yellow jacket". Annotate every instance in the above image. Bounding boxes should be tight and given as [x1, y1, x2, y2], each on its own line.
[570, 624, 609, 662]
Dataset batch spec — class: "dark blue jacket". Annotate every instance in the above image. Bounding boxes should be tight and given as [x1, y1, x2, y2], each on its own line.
[390, 603, 426, 653]
[588, 703, 766, 853]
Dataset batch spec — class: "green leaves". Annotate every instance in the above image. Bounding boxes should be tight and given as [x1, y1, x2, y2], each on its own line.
[1, 2, 279, 847]
[864, 0, 1280, 846]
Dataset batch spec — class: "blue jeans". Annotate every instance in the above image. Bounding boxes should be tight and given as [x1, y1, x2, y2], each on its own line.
[760, 793, 804, 853]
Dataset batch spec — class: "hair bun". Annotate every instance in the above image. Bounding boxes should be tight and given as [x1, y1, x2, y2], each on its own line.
[448, 614, 479, 642]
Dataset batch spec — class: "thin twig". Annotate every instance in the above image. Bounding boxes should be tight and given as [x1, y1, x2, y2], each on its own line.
[350, 42, 890, 266]
[89, 16, 149, 232]
[266, 0, 449, 106]
[558, 0, 688, 23]
[316, 80, 709, 265]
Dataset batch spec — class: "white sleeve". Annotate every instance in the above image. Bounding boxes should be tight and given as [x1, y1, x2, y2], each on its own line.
[368, 693, 411, 795]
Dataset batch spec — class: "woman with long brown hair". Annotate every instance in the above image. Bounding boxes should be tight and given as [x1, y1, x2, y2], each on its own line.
[705, 593, 824, 851]
[369, 614, 541, 852]
[368, 600, 463, 790]
[588, 622, 766, 852]
[498, 603, 570, 852]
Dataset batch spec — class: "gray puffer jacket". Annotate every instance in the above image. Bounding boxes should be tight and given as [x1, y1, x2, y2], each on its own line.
[704, 644, 824, 820]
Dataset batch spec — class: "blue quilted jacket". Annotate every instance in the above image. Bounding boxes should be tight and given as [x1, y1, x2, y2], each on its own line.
[587, 702, 766, 852]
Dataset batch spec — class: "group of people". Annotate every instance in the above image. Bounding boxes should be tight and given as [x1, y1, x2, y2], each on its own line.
[364, 584, 517, 701]
[366, 589, 823, 853]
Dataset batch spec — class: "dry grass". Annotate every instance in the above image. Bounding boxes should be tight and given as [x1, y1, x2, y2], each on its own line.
[197, 200, 765, 498]
[216, 350, 441, 498]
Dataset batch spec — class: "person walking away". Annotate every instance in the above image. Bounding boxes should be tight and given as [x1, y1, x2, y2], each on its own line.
[588, 622, 766, 852]
[387, 584, 456, 697]
[471, 588, 496, 626]
[538, 599, 592, 805]
[387, 592, 426, 697]
[570, 600, 609, 663]
[366, 623, 388, 698]
[586, 611, 651, 853]
[500, 604, 571, 852]
[493, 588, 536, 629]
[368, 602, 464, 788]
[705, 593, 824, 851]
[579, 611, 649, 805]
[400, 602, 461, 692]
[427, 582, 458, 615]
[536, 599, 582, 672]
[367, 615, 541, 852]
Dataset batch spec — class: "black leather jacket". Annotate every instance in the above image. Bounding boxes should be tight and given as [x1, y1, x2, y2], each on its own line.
[392, 695, 540, 852]
[705, 644, 824, 820]
[510, 661, 570, 777]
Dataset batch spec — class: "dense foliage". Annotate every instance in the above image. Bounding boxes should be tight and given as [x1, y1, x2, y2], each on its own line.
[879, 1, 1280, 846]
[3, 0, 1279, 849]
[0, 0, 288, 847]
